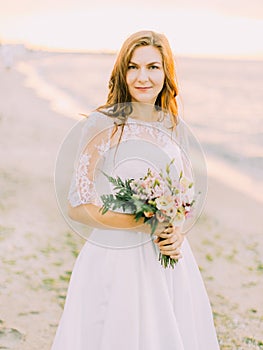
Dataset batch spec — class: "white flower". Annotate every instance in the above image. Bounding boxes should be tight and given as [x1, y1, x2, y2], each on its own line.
[165, 206, 177, 219]
[155, 195, 174, 211]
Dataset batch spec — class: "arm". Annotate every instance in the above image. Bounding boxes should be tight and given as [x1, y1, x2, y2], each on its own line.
[68, 202, 150, 232]
[69, 204, 185, 261]
[68, 116, 163, 234]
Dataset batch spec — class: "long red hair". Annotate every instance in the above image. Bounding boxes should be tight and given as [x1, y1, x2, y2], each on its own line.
[98, 30, 179, 127]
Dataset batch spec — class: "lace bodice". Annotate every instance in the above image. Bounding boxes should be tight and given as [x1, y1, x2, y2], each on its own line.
[68, 111, 194, 208]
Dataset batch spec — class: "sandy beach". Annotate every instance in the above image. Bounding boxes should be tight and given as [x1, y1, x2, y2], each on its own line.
[0, 53, 262, 350]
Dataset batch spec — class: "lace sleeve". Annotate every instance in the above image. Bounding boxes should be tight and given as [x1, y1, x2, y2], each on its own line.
[68, 112, 114, 207]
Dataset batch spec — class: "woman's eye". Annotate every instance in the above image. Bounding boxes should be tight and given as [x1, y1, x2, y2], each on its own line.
[128, 65, 137, 70]
[149, 65, 159, 70]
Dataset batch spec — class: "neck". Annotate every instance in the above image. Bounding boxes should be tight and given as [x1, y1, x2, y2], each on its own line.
[130, 102, 162, 122]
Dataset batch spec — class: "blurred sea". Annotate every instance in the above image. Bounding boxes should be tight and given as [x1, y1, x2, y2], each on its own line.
[15, 51, 263, 201]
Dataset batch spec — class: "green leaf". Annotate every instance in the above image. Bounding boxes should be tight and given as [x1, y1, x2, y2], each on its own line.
[179, 170, 183, 180]
[134, 212, 144, 221]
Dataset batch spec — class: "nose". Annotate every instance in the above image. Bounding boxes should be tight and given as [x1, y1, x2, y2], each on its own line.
[137, 68, 149, 82]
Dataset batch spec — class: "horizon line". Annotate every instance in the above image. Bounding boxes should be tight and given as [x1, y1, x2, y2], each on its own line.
[2, 40, 263, 62]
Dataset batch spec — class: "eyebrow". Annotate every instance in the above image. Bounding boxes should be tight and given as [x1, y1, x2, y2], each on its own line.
[129, 61, 162, 65]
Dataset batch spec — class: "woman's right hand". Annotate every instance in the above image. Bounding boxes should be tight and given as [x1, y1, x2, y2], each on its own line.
[154, 224, 184, 260]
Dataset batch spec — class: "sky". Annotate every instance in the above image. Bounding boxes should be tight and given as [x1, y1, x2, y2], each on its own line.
[0, 0, 262, 58]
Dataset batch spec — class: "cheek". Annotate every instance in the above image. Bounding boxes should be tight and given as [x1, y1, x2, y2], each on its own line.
[158, 72, 165, 87]
[151, 71, 165, 88]
[126, 71, 134, 87]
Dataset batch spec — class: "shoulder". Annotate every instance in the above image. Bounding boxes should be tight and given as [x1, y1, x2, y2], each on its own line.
[78, 110, 117, 149]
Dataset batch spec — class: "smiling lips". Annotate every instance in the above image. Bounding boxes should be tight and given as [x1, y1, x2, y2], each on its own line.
[135, 87, 152, 91]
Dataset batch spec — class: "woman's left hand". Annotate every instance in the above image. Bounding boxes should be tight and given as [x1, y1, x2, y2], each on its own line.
[153, 224, 184, 260]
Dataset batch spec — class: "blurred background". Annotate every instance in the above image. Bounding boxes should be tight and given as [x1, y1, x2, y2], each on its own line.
[1, 0, 262, 57]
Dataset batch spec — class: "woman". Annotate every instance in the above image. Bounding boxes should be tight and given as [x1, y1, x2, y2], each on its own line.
[52, 30, 220, 349]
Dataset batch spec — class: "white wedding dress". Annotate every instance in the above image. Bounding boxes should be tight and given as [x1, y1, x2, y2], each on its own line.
[52, 111, 220, 350]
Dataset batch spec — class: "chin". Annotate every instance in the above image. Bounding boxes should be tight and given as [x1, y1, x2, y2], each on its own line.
[132, 96, 157, 104]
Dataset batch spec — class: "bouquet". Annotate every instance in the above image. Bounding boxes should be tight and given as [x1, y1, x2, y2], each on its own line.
[100, 159, 195, 268]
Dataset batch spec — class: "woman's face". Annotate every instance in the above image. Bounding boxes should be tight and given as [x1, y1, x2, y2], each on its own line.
[126, 45, 165, 105]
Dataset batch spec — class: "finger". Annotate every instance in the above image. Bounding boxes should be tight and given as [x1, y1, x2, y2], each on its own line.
[158, 242, 180, 251]
[159, 243, 180, 252]
[159, 232, 185, 247]
[156, 232, 174, 239]
[160, 247, 181, 256]
[158, 226, 183, 237]
[158, 236, 177, 246]
[163, 226, 174, 233]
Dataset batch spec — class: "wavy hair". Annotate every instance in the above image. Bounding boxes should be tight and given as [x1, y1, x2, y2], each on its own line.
[98, 30, 179, 127]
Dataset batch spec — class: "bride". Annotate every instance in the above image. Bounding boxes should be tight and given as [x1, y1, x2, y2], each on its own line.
[51, 30, 220, 349]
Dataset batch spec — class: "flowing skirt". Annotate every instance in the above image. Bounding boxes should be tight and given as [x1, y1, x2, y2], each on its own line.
[51, 231, 220, 350]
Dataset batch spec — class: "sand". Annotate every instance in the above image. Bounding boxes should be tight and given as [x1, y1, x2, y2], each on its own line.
[0, 59, 262, 350]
